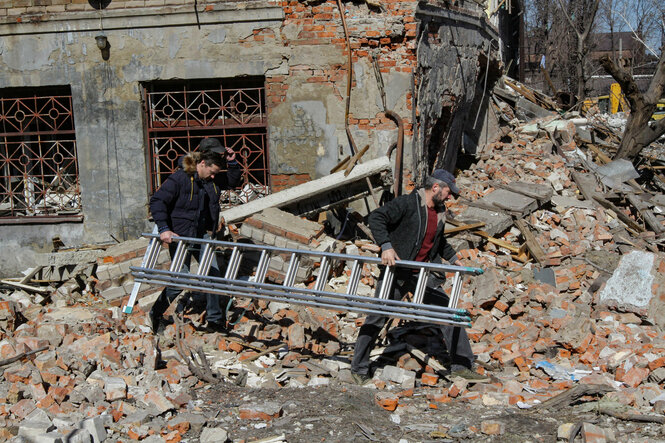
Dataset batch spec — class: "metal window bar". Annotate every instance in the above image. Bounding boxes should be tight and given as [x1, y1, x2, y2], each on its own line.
[143, 81, 270, 203]
[0, 91, 81, 218]
[127, 234, 483, 327]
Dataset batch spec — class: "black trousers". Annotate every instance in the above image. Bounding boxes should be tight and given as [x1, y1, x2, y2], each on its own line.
[150, 235, 230, 324]
[351, 271, 475, 375]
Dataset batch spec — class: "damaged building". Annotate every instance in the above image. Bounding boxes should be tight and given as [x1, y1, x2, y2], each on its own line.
[0, 0, 518, 276]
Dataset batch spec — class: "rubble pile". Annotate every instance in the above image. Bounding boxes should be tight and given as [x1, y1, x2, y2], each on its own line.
[2, 79, 665, 442]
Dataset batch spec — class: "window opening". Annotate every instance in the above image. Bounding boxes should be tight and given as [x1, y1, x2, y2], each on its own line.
[143, 77, 269, 207]
[0, 86, 81, 220]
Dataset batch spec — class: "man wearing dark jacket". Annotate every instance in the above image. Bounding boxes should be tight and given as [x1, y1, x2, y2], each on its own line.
[149, 144, 241, 333]
[351, 169, 488, 384]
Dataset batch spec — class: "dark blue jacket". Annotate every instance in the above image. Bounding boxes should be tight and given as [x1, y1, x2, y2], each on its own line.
[150, 156, 241, 238]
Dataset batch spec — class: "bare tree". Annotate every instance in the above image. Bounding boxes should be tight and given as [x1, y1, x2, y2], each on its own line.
[556, 0, 603, 99]
[600, 49, 665, 159]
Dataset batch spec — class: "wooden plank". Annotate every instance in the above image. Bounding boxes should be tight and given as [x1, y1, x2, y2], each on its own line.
[329, 155, 351, 174]
[406, 344, 447, 374]
[19, 266, 44, 285]
[444, 222, 485, 235]
[447, 219, 522, 253]
[626, 193, 664, 234]
[593, 195, 645, 233]
[344, 144, 370, 176]
[571, 171, 599, 201]
[0, 280, 51, 294]
[534, 384, 614, 410]
[514, 219, 546, 264]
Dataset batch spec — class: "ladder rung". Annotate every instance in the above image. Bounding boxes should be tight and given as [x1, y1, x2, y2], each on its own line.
[314, 257, 331, 292]
[169, 242, 187, 272]
[413, 268, 428, 304]
[378, 267, 394, 300]
[224, 247, 241, 279]
[346, 260, 361, 295]
[255, 250, 271, 283]
[283, 253, 300, 287]
[449, 272, 462, 308]
[196, 244, 214, 276]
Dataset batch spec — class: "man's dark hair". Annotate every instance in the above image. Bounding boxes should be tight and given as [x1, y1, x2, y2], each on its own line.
[197, 150, 225, 169]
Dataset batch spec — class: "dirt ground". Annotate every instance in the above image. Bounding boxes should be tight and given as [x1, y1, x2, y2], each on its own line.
[189, 378, 665, 442]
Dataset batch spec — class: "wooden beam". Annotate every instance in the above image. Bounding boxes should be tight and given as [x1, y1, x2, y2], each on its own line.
[626, 193, 664, 234]
[593, 195, 645, 232]
[444, 222, 486, 235]
[0, 280, 51, 294]
[514, 219, 546, 264]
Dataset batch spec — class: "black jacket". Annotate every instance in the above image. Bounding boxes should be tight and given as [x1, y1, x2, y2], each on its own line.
[368, 188, 456, 263]
[150, 156, 241, 238]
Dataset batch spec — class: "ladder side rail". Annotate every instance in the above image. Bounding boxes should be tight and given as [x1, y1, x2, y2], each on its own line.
[134, 273, 471, 327]
[133, 267, 470, 317]
[142, 234, 483, 276]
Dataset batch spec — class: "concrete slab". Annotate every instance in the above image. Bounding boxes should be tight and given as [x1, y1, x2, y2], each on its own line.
[221, 156, 393, 224]
[475, 189, 538, 217]
[551, 195, 595, 211]
[251, 207, 323, 241]
[599, 251, 654, 308]
[499, 182, 553, 206]
[455, 206, 513, 237]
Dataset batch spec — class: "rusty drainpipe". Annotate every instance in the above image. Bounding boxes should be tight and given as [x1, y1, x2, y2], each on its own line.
[385, 110, 404, 198]
[336, 0, 380, 207]
[372, 53, 404, 198]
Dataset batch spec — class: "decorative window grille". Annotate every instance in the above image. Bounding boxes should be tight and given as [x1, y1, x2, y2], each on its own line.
[143, 78, 269, 207]
[0, 86, 81, 221]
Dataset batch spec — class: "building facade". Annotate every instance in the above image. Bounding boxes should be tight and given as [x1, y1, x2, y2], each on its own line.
[0, 0, 503, 275]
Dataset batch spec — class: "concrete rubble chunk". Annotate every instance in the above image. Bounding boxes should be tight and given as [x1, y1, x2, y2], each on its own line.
[64, 429, 93, 443]
[80, 416, 110, 443]
[456, 206, 513, 236]
[378, 365, 416, 388]
[104, 377, 127, 401]
[18, 421, 57, 440]
[221, 156, 393, 223]
[474, 188, 538, 217]
[199, 426, 229, 443]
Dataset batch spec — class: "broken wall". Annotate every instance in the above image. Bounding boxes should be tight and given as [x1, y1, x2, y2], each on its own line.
[0, 0, 500, 275]
[413, 3, 501, 179]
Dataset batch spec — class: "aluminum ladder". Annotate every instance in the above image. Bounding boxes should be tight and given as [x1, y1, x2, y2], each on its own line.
[123, 233, 483, 327]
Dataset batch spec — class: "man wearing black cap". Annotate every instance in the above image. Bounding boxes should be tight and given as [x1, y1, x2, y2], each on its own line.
[350, 169, 488, 384]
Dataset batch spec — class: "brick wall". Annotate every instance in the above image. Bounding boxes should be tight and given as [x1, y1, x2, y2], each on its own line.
[270, 0, 418, 138]
[270, 173, 311, 192]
